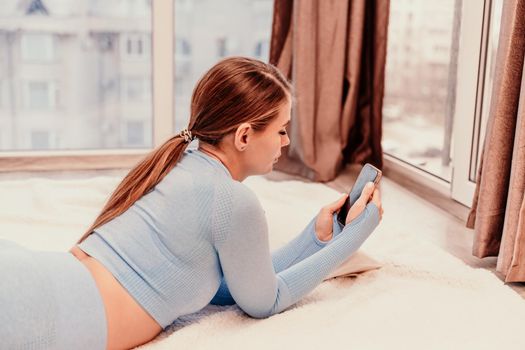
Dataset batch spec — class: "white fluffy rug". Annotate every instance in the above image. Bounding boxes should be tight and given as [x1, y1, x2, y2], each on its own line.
[1, 173, 524, 350]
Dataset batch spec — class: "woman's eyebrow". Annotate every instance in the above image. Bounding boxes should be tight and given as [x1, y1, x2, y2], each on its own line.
[282, 120, 290, 127]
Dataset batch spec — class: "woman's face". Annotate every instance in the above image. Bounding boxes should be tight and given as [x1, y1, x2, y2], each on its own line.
[241, 100, 291, 176]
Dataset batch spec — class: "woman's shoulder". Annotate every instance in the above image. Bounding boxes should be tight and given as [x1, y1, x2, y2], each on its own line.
[230, 181, 266, 222]
[211, 177, 263, 218]
[232, 180, 259, 203]
[212, 180, 266, 244]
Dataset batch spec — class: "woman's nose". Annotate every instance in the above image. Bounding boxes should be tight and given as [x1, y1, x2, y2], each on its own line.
[282, 134, 290, 147]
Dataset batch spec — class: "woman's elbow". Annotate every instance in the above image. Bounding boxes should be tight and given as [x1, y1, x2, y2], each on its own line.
[244, 308, 274, 319]
[239, 301, 279, 319]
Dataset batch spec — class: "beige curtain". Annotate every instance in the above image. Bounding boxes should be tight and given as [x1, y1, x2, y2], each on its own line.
[466, 0, 525, 282]
[269, 0, 389, 182]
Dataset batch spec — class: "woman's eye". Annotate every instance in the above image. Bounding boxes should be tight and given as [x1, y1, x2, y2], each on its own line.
[279, 130, 288, 136]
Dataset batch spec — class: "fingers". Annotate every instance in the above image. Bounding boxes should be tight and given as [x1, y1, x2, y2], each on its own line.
[371, 188, 384, 220]
[344, 183, 373, 225]
[325, 193, 348, 213]
[320, 194, 348, 216]
[356, 182, 375, 206]
[371, 187, 381, 204]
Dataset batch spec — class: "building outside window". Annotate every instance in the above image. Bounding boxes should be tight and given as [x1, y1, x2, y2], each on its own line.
[0, 0, 153, 151]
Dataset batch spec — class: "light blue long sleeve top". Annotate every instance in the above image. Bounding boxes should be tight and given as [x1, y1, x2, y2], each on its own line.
[79, 148, 380, 328]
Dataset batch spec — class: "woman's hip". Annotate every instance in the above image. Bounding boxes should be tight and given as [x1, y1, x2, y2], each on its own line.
[0, 239, 107, 350]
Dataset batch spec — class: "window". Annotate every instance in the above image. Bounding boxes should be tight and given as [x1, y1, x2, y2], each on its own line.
[121, 33, 150, 59]
[0, 0, 153, 152]
[0, 0, 271, 160]
[20, 33, 56, 62]
[175, 37, 191, 77]
[173, 0, 274, 131]
[383, 0, 504, 207]
[254, 39, 269, 60]
[383, 0, 457, 182]
[31, 130, 51, 150]
[24, 81, 57, 110]
[0, 0, 503, 189]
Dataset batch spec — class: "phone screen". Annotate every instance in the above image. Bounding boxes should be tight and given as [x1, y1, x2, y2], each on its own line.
[337, 163, 381, 226]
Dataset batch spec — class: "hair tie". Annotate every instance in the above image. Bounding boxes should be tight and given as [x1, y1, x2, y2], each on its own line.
[179, 128, 195, 143]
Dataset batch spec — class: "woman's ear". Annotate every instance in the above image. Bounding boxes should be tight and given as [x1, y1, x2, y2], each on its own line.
[234, 122, 252, 151]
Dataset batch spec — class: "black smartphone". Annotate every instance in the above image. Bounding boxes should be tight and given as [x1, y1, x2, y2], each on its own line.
[337, 163, 382, 226]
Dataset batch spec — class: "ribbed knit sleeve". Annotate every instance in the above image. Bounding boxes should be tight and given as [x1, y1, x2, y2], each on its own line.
[213, 183, 380, 318]
[211, 213, 343, 305]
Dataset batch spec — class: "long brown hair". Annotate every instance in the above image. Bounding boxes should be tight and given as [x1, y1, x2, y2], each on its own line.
[77, 57, 292, 243]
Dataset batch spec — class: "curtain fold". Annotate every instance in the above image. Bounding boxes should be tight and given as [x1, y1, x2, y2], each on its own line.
[466, 0, 525, 282]
[269, 0, 389, 182]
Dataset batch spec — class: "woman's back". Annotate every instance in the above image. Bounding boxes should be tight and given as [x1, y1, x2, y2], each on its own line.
[78, 148, 236, 328]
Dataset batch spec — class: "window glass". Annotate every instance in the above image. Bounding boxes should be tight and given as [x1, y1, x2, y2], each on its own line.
[382, 0, 458, 181]
[0, 0, 153, 151]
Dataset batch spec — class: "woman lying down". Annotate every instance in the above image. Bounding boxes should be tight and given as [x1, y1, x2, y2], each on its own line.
[0, 57, 383, 350]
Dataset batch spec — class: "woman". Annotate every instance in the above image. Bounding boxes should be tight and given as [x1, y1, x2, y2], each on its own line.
[1, 57, 382, 350]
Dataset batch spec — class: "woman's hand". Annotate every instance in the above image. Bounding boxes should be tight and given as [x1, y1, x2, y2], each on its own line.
[314, 182, 384, 242]
[345, 183, 383, 225]
[314, 194, 349, 242]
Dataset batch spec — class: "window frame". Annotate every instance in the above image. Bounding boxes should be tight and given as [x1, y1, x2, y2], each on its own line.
[0, 0, 174, 172]
[451, 0, 494, 207]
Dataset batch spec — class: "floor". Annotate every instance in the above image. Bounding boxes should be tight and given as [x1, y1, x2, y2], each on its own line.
[267, 164, 525, 299]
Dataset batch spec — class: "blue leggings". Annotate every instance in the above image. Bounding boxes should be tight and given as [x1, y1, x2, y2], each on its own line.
[0, 239, 107, 350]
